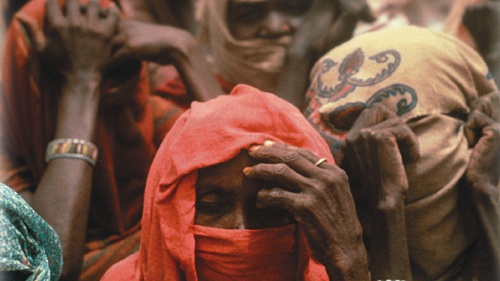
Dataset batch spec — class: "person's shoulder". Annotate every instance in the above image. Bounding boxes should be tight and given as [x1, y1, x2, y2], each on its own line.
[101, 253, 140, 281]
[12, 0, 47, 25]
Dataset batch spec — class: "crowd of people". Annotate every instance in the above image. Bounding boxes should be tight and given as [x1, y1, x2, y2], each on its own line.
[0, 0, 499, 280]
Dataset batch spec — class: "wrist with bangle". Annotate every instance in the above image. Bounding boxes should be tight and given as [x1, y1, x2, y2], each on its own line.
[45, 138, 99, 167]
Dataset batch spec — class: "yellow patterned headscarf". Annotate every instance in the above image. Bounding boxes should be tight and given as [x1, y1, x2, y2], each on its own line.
[305, 26, 497, 280]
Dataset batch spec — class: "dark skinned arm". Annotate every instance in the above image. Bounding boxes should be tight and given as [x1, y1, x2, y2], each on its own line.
[463, 0, 500, 85]
[464, 92, 500, 278]
[276, 0, 373, 109]
[110, 20, 223, 102]
[16, 0, 120, 279]
[344, 104, 417, 281]
[244, 141, 369, 281]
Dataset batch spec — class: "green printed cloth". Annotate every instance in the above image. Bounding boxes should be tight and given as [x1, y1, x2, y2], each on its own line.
[0, 183, 62, 281]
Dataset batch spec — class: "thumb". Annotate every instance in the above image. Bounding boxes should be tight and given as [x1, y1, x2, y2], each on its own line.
[16, 12, 48, 54]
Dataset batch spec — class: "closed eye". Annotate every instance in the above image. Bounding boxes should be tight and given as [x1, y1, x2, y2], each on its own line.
[196, 193, 231, 214]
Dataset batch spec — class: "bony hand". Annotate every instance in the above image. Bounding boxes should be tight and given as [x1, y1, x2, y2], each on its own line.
[108, 19, 195, 68]
[18, 0, 120, 76]
[344, 104, 419, 209]
[244, 141, 368, 280]
[465, 91, 500, 190]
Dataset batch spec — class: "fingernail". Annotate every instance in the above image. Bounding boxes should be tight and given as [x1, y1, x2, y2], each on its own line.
[243, 167, 251, 174]
[248, 145, 261, 152]
[263, 140, 275, 146]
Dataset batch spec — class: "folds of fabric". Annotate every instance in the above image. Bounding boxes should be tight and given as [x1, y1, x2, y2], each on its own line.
[102, 85, 332, 280]
[194, 224, 298, 281]
[0, 183, 62, 281]
[0, 0, 188, 279]
[305, 26, 497, 280]
[196, 0, 291, 93]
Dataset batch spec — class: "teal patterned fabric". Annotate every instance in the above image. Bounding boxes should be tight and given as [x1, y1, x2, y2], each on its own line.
[0, 183, 62, 281]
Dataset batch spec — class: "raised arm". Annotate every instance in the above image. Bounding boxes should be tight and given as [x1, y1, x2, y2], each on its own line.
[464, 91, 500, 279]
[276, 0, 373, 109]
[16, 0, 119, 278]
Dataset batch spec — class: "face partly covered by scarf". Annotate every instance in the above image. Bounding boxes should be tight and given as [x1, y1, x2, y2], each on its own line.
[102, 85, 333, 280]
[196, 0, 294, 93]
[304, 26, 497, 280]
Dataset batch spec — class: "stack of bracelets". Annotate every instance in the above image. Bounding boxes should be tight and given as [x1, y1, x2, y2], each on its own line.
[45, 138, 99, 167]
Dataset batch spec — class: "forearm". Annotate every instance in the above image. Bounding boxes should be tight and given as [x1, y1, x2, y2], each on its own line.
[370, 193, 412, 281]
[275, 49, 313, 109]
[172, 37, 223, 101]
[30, 72, 100, 280]
[470, 181, 500, 267]
[324, 248, 369, 281]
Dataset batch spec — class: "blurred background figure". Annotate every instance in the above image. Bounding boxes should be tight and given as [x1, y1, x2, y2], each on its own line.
[196, 0, 374, 108]
[121, 0, 198, 32]
[355, 0, 487, 48]
[463, 0, 500, 85]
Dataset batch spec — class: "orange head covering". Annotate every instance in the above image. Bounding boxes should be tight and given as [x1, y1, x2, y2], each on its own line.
[102, 85, 333, 280]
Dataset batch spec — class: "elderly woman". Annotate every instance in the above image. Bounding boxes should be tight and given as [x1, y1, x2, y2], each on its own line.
[102, 85, 370, 280]
[304, 26, 500, 280]
[195, 0, 373, 107]
[1, 0, 221, 279]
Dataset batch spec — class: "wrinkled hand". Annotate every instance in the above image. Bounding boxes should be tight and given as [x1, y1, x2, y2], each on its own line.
[344, 104, 419, 209]
[244, 141, 368, 280]
[108, 19, 195, 69]
[464, 91, 500, 277]
[465, 91, 500, 189]
[18, 0, 120, 76]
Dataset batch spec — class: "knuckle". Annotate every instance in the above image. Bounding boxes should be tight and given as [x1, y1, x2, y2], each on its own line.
[256, 146, 273, 159]
[359, 128, 374, 140]
[272, 163, 289, 176]
[282, 150, 300, 163]
[297, 195, 316, 214]
[68, 20, 82, 31]
[372, 130, 393, 141]
[323, 167, 348, 187]
[298, 148, 318, 161]
[267, 188, 284, 199]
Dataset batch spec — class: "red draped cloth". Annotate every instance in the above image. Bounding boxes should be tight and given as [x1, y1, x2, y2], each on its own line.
[0, 0, 189, 279]
[102, 85, 332, 280]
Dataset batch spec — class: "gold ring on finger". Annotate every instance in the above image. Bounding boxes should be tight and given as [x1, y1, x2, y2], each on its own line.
[314, 158, 328, 167]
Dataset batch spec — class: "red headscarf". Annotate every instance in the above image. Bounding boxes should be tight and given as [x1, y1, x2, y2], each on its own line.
[102, 85, 333, 280]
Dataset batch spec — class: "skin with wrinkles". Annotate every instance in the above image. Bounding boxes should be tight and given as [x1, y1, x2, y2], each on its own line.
[14, 0, 221, 278]
[342, 92, 500, 280]
[195, 142, 369, 281]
